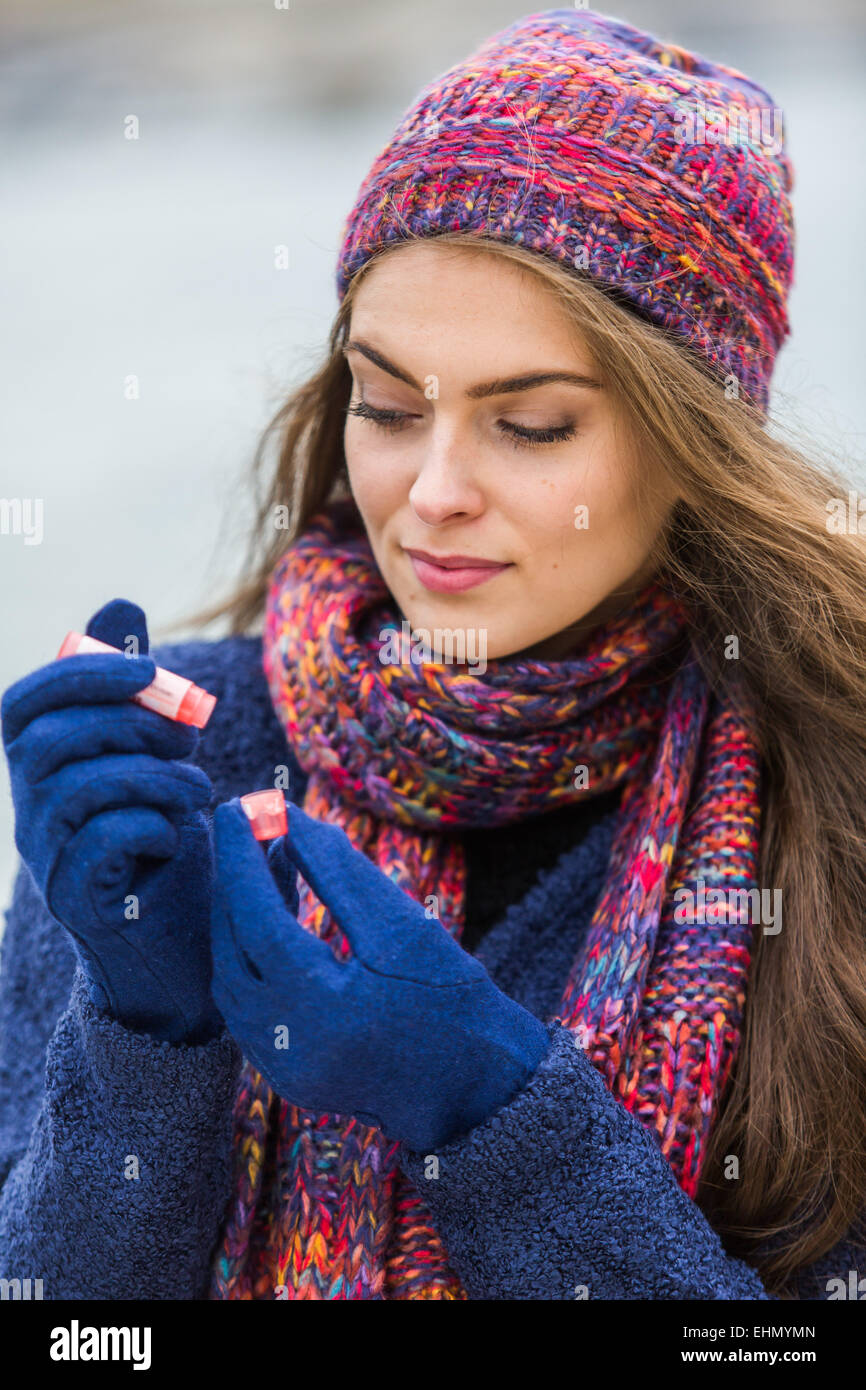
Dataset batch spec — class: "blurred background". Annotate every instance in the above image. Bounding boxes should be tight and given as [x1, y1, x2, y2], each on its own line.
[1, 0, 864, 914]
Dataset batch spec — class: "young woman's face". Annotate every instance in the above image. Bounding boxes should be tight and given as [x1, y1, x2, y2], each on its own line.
[343, 240, 677, 661]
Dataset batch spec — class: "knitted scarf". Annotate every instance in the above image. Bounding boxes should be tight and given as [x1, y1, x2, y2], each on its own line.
[210, 495, 761, 1300]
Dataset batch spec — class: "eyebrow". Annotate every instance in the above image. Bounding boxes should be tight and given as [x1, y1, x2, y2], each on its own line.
[342, 338, 602, 397]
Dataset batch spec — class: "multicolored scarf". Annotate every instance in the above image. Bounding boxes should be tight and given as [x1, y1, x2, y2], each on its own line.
[210, 495, 761, 1299]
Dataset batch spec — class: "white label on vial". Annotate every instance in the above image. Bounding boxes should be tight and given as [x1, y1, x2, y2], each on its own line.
[131, 667, 192, 720]
[71, 633, 191, 720]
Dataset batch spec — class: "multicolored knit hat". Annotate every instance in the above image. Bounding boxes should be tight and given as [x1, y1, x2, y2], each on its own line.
[336, 7, 795, 416]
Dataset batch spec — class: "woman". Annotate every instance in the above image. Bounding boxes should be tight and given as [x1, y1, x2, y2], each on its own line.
[1, 8, 865, 1301]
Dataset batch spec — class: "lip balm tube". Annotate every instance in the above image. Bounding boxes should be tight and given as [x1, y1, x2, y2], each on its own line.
[57, 631, 217, 729]
[240, 789, 288, 841]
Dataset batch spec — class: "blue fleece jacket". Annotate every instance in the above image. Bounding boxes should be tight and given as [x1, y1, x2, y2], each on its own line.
[0, 634, 862, 1300]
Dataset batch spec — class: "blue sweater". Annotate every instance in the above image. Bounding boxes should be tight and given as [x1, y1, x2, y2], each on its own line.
[0, 634, 861, 1300]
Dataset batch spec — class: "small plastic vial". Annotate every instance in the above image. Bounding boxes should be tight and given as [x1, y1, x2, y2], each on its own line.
[57, 631, 217, 729]
[240, 789, 288, 841]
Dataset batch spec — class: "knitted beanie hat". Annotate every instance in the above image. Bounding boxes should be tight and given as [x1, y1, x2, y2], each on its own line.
[335, 7, 795, 416]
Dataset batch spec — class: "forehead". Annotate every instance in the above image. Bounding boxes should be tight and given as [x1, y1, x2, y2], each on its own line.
[348, 242, 591, 370]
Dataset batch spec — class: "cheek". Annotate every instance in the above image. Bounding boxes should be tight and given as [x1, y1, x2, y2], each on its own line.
[344, 427, 407, 520]
[517, 453, 650, 581]
[505, 456, 632, 550]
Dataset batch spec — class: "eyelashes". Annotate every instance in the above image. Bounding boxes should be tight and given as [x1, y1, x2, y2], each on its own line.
[345, 400, 577, 450]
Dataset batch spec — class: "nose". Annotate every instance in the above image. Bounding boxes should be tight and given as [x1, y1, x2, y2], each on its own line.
[407, 429, 485, 526]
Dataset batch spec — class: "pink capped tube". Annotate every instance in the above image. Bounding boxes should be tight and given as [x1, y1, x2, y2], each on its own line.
[240, 789, 288, 841]
[57, 631, 217, 729]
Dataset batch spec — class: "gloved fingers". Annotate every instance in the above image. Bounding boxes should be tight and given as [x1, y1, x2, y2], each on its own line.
[65, 929, 116, 1014]
[210, 973, 242, 1033]
[127, 810, 213, 909]
[209, 900, 251, 1015]
[9, 700, 199, 785]
[212, 799, 341, 990]
[66, 892, 197, 1031]
[281, 800, 464, 977]
[47, 805, 181, 928]
[37, 752, 213, 846]
[209, 906, 244, 994]
[1, 651, 157, 746]
[85, 597, 149, 656]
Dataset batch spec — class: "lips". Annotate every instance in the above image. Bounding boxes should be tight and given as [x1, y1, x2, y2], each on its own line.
[404, 548, 504, 569]
[404, 547, 512, 594]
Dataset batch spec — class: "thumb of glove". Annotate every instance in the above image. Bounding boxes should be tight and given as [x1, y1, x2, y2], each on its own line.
[86, 597, 150, 658]
[266, 833, 301, 919]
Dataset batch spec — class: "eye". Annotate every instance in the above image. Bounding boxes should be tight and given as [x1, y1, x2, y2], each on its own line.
[346, 400, 412, 434]
[347, 400, 577, 448]
[497, 420, 577, 450]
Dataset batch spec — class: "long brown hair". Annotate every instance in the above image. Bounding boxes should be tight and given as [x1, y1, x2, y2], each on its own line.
[162, 232, 866, 1296]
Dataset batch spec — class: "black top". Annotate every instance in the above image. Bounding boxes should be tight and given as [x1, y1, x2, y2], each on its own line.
[452, 633, 688, 951]
[455, 784, 624, 953]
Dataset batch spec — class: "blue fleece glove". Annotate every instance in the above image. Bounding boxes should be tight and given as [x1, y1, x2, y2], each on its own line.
[210, 796, 552, 1151]
[1, 597, 223, 1045]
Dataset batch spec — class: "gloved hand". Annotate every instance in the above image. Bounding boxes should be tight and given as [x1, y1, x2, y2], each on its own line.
[210, 796, 552, 1152]
[1, 597, 223, 1045]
